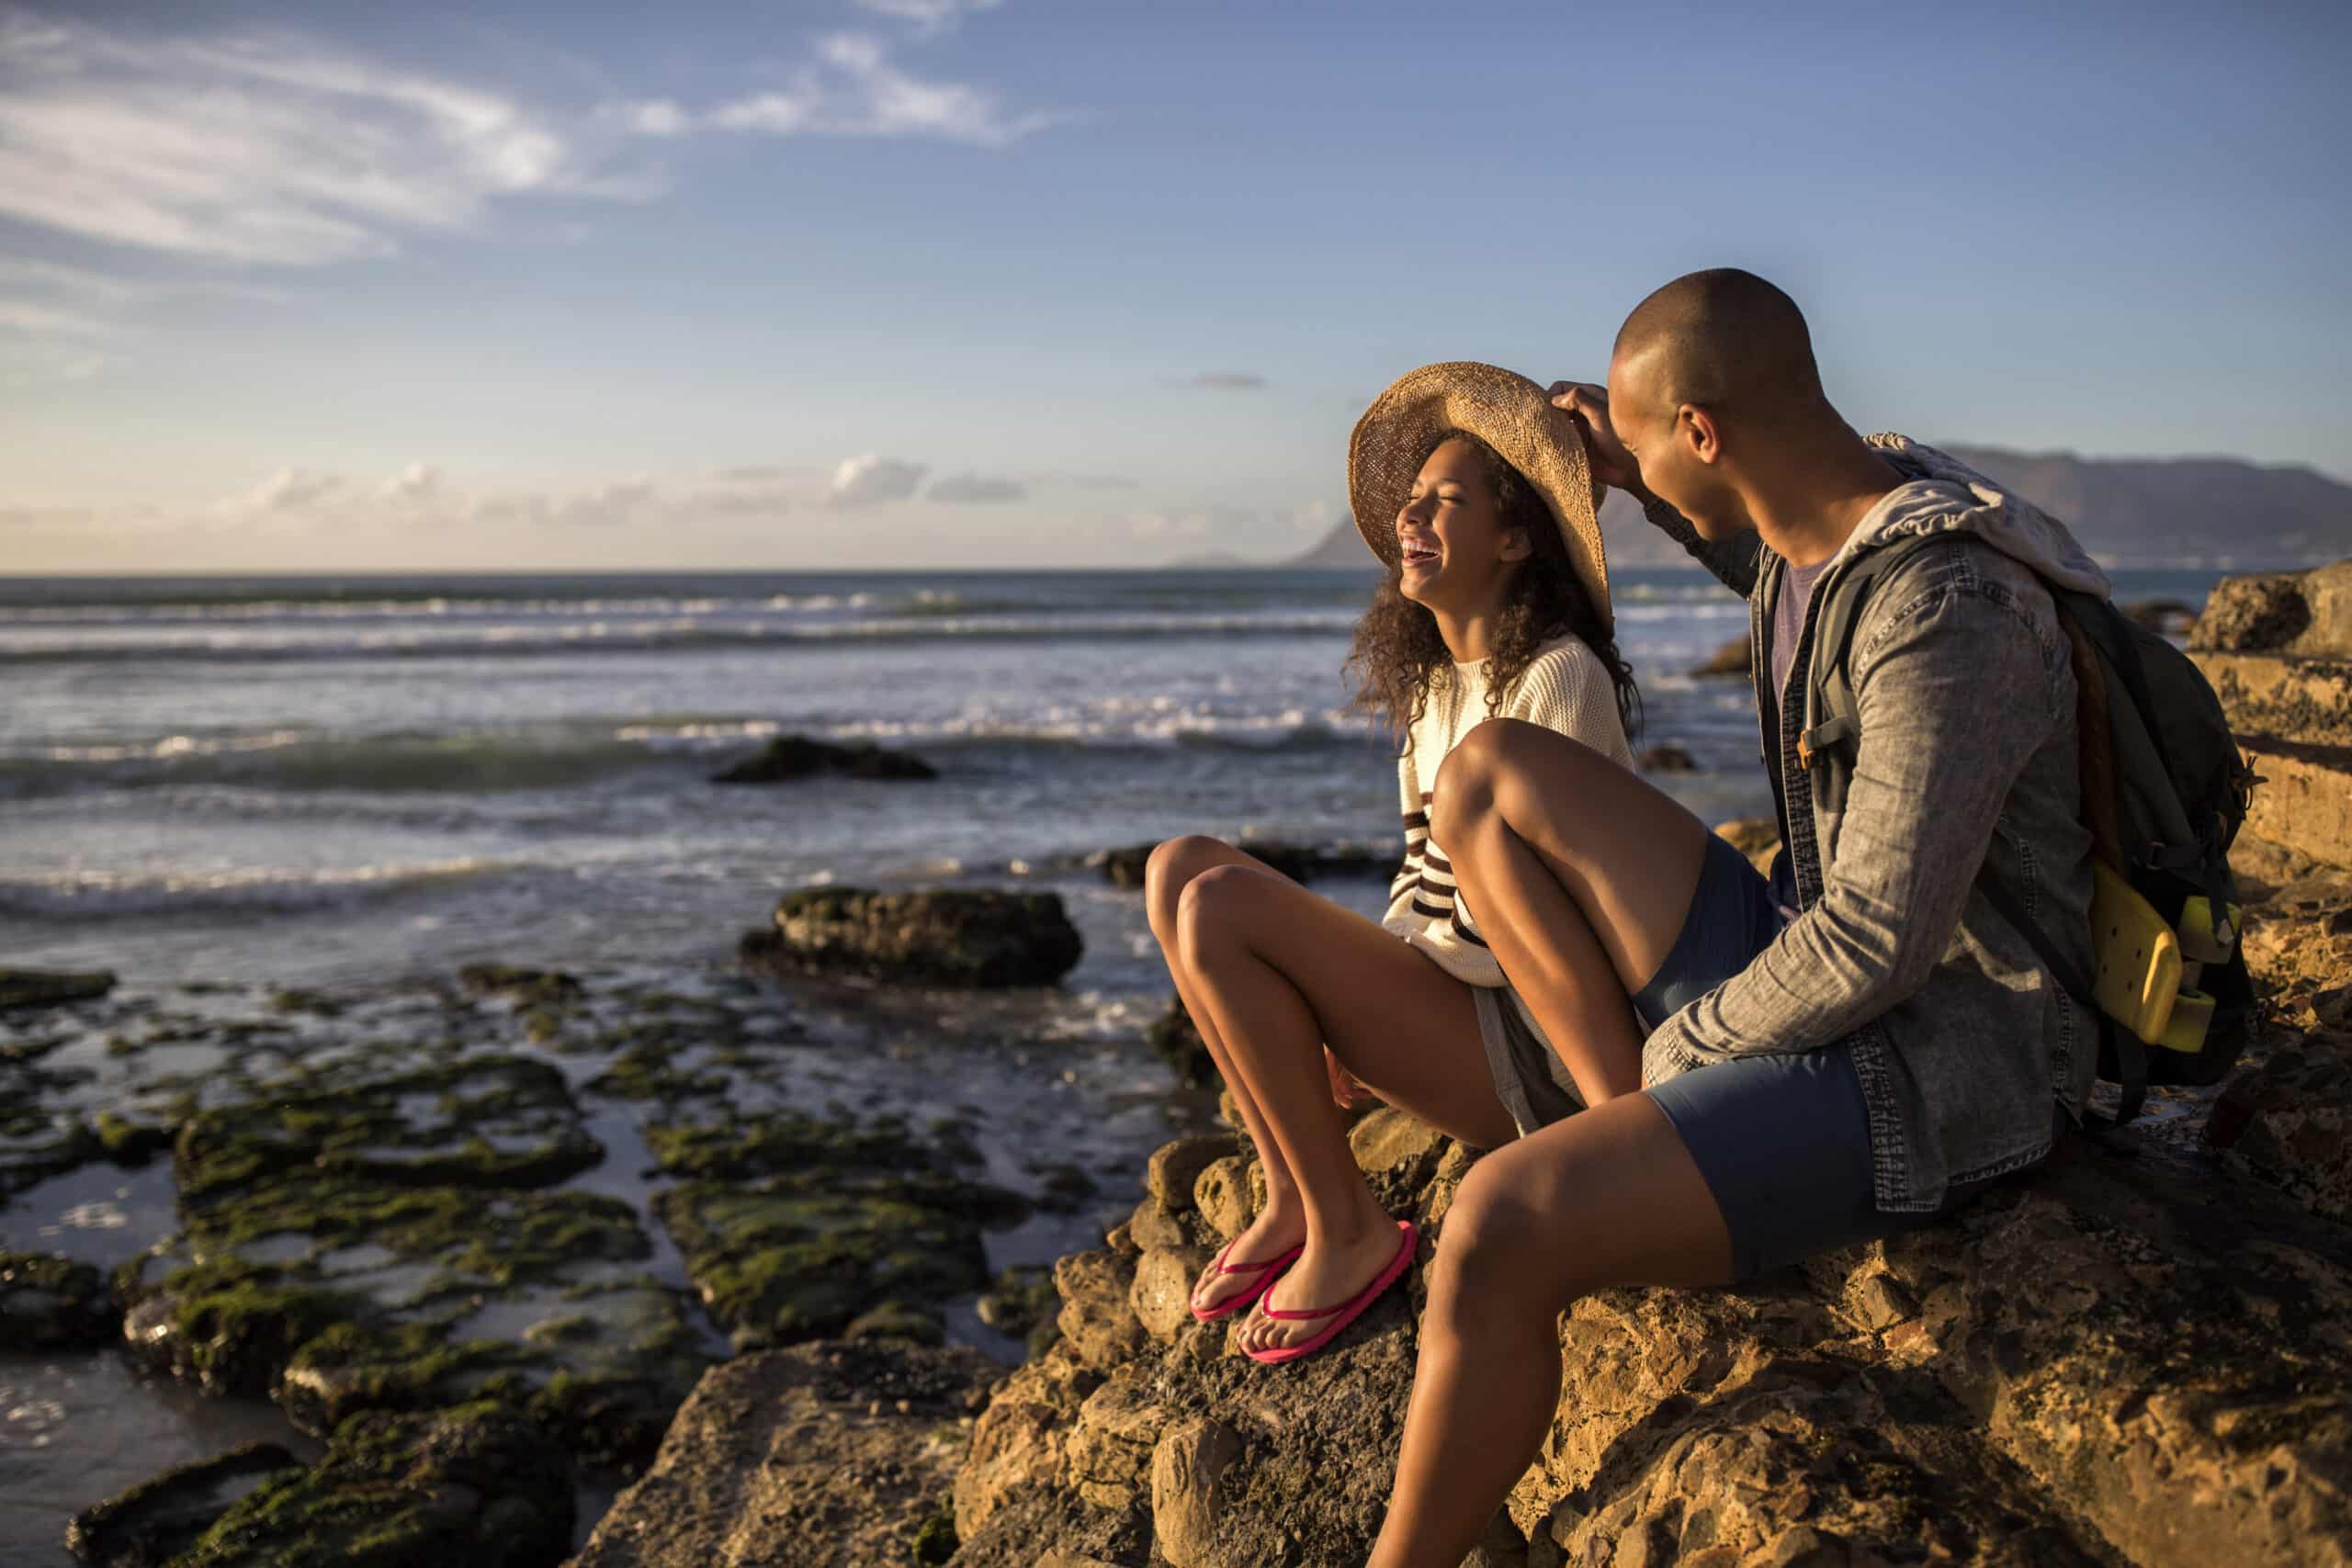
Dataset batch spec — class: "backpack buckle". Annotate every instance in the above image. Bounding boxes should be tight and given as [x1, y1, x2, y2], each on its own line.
[1798, 717, 1856, 772]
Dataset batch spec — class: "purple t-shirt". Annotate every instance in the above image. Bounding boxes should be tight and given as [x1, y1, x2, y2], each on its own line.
[1764, 556, 1833, 917]
[1770, 556, 1834, 705]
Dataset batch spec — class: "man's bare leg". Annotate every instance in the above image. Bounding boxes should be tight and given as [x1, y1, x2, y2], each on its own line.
[1431, 720, 1715, 1102]
[1173, 863, 1518, 1354]
[1366, 1094, 1734, 1566]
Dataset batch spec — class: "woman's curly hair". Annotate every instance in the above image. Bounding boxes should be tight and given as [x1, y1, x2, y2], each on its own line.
[1344, 428, 1640, 750]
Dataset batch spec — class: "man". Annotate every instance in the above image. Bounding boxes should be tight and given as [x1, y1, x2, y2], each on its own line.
[1363, 268, 2103, 1566]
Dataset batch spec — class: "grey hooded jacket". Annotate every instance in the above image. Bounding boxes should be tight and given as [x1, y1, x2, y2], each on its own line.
[1641, 434, 2108, 1213]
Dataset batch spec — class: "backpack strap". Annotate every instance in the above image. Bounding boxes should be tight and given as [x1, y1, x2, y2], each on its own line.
[1797, 532, 1959, 815]
[1972, 866, 2145, 1128]
[1799, 532, 2143, 1127]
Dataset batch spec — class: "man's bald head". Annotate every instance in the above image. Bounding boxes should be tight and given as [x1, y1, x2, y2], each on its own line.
[1611, 268, 1826, 427]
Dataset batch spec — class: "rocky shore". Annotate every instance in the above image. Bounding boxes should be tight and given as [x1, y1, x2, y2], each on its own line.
[9, 560, 2348, 1566]
[582, 558, 2352, 1568]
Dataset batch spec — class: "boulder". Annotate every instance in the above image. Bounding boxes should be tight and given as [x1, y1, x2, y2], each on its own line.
[1148, 1134, 1236, 1212]
[1054, 1248, 1147, 1372]
[0, 1250, 116, 1350]
[1192, 1155, 1258, 1242]
[647, 1113, 998, 1352]
[976, 1263, 1063, 1358]
[1713, 817, 1782, 878]
[1146, 996, 1215, 1087]
[1347, 1106, 1451, 1210]
[2190, 650, 2352, 748]
[65, 1441, 302, 1568]
[164, 1401, 571, 1566]
[1128, 1195, 1217, 1253]
[709, 734, 938, 784]
[571, 1341, 998, 1568]
[1690, 636, 1750, 678]
[0, 967, 115, 1011]
[1636, 743, 1698, 773]
[2208, 1022, 2352, 1224]
[1130, 1244, 1216, 1341]
[2190, 560, 2352, 659]
[2235, 735, 2352, 869]
[743, 886, 1083, 987]
[2120, 598, 2199, 636]
[954, 1340, 1104, 1544]
[1150, 1417, 1247, 1568]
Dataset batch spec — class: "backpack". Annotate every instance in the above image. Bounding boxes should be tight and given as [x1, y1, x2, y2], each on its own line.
[1798, 534, 2260, 1126]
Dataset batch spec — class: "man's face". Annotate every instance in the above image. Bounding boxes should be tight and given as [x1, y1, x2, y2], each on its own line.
[1607, 347, 1743, 539]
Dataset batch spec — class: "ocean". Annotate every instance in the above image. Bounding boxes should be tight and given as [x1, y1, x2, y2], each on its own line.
[0, 563, 2237, 1560]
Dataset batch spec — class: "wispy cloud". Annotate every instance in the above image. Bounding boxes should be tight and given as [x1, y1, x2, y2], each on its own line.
[0, 13, 647, 266]
[1178, 372, 1269, 391]
[854, 0, 1008, 39]
[927, 472, 1026, 503]
[674, 33, 1059, 149]
[0, 250, 296, 384]
[827, 454, 928, 509]
[209, 467, 345, 517]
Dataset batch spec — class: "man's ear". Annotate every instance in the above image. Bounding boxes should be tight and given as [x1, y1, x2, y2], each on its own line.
[1677, 403, 1723, 466]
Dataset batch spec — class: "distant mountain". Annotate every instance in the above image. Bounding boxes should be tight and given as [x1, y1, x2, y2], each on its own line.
[1266, 447, 2351, 570]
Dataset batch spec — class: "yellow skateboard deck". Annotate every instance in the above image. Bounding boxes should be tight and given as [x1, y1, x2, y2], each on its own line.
[2090, 863, 2183, 1046]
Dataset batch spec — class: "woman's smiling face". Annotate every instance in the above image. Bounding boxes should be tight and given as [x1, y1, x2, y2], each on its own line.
[1395, 436, 1529, 613]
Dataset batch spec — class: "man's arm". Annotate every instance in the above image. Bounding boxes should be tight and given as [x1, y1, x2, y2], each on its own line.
[1549, 380, 1758, 596]
[1640, 555, 2064, 1076]
[1639, 495, 1761, 597]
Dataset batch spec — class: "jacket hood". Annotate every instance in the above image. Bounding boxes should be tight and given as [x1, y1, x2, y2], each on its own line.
[1836, 433, 2111, 598]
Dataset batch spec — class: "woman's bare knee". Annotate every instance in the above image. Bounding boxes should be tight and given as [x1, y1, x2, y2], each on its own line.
[1146, 834, 1235, 940]
[1433, 721, 1610, 844]
[1173, 861, 1281, 963]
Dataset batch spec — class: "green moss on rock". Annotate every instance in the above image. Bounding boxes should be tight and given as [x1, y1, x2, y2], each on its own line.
[175, 1401, 572, 1568]
[0, 967, 116, 1010]
[0, 1249, 118, 1349]
[66, 1439, 304, 1567]
[655, 1177, 986, 1350]
[174, 1055, 601, 1203]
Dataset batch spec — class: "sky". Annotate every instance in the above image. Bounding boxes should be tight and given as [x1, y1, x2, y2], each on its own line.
[2, 0, 2347, 572]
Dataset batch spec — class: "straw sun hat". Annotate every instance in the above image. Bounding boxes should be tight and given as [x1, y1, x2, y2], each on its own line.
[1347, 361, 1611, 634]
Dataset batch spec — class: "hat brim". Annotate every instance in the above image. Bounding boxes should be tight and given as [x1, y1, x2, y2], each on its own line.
[1347, 362, 1611, 635]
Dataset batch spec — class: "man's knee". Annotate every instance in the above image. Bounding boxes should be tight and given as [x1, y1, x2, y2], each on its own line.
[1430, 1152, 1580, 1314]
[1145, 835, 1231, 931]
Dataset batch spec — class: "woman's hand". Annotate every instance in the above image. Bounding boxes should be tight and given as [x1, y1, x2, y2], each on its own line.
[1325, 1046, 1374, 1108]
[1547, 380, 1652, 503]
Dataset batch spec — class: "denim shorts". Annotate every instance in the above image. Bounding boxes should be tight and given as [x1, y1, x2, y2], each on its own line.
[1496, 830, 2041, 1279]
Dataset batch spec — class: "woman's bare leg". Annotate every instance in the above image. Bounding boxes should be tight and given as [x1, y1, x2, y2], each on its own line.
[1366, 1095, 1734, 1567]
[1173, 863, 1517, 1354]
[1430, 720, 1715, 1104]
[1144, 836, 1331, 1314]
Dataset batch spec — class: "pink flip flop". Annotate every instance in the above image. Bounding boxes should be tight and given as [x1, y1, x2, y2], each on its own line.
[1190, 1236, 1305, 1323]
[1243, 1219, 1419, 1365]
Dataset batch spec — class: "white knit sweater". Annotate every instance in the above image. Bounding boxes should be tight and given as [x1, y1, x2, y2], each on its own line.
[1381, 635, 1634, 990]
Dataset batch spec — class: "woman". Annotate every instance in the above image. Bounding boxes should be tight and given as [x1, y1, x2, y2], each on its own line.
[1143, 362, 1643, 1363]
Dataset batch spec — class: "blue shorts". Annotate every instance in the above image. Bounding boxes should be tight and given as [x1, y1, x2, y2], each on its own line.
[1630, 832, 2039, 1279]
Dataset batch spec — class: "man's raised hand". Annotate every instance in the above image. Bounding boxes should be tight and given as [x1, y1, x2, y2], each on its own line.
[1547, 380, 1649, 502]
